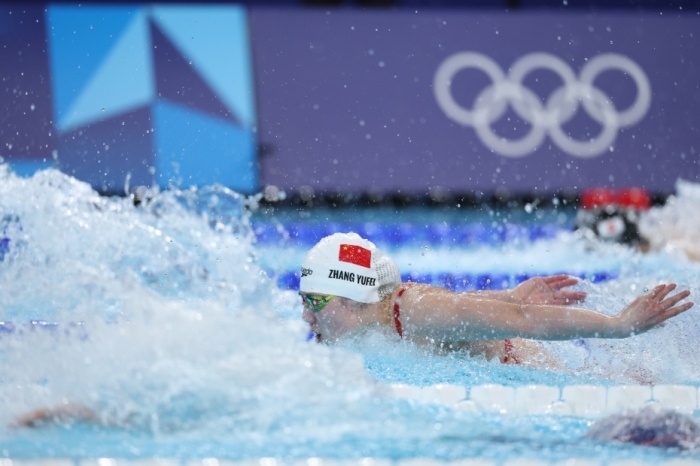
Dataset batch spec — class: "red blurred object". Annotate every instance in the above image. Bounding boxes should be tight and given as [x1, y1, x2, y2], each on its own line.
[580, 187, 616, 210]
[616, 187, 651, 210]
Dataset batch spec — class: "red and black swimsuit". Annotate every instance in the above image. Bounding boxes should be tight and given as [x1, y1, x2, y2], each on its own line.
[501, 338, 521, 364]
[393, 288, 405, 337]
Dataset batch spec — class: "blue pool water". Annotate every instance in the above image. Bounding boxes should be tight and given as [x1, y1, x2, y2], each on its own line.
[1, 164, 700, 463]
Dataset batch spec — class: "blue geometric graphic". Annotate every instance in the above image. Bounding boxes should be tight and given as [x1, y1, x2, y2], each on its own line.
[47, 6, 149, 133]
[45, 4, 258, 193]
[151, 5, 256, 127]
[153, 100, 256, 189]
[149, 19, 237, 125]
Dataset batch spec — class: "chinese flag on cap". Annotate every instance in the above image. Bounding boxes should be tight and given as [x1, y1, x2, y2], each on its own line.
[338, 244, 372, 268]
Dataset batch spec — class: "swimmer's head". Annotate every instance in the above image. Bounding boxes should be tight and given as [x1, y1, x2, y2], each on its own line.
[576, 205, 645, 247]
[586, 406, 700, 449]
[300, 232, 401, 303]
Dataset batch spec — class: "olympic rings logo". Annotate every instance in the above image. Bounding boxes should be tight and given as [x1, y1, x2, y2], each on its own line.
[433, 52, 651, 158]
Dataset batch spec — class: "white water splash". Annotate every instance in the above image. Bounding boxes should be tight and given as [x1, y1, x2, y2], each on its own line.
[1, 164, 700, 446]
[0, 166, 383, 433]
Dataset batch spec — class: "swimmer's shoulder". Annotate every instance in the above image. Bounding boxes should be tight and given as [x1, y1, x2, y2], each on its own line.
[398, 282, 454, 296]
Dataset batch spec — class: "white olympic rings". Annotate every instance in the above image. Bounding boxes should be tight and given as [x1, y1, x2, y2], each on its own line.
[433, 52, 652, 158]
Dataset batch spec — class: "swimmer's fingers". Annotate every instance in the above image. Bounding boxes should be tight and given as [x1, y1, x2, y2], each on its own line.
[645, 285, 693, 326]
[648, 284, 688, 308]
[543, 275, 580, 289]
[671, 300, 694, 316]
[655, 301, 694, 326]
[537, 293, 586, 306]
[652, 283, 675, 298]
[637, 284, 672, 306]
[617, 284, 692, 335]
[659, 290, 693, 318]
[659, 288, 690, 308]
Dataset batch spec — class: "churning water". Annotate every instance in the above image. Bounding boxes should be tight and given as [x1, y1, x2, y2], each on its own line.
[1, 164, 700, 463]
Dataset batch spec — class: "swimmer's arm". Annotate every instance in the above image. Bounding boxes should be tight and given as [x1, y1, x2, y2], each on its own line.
[468, 275, 587, 306]
[400, 283, 693, 341]
[11, 403, 98, 428]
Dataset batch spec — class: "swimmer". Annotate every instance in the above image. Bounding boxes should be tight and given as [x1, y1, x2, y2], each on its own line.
[15, 399, 700, 453]
[575, 183, 700, 262]
[11, 403, 98, 429]
[11, 396, 700, 456]
[575, 187, 650, 250]
[300, 232, 693, 365]
[586, 406, 700, 450]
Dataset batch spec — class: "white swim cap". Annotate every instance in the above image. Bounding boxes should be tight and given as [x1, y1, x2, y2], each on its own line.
[299, 232, 401, 303]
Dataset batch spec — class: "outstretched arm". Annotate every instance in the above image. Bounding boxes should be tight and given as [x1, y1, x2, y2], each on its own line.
[400, 283, 693, 342]
[471, 275, 587, 306]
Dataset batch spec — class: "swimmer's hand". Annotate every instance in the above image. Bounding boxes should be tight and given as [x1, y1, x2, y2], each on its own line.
[613, 284, 693, 337]
[11, 403, 97, 428]
[513, 275, 587, 306]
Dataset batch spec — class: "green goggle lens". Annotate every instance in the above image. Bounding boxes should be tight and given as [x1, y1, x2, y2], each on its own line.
[300, 293, 335, 313]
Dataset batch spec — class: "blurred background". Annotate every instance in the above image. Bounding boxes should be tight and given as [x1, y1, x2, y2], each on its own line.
[2, 0, 699, 206]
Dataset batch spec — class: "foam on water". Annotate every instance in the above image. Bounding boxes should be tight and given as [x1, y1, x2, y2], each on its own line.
[639, 179, 700, 262]
[2, 164, 700, 461]
[0, 165, 384, 435]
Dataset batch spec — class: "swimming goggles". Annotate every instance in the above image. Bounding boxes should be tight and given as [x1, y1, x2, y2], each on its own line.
[299, 293, 335, 313]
